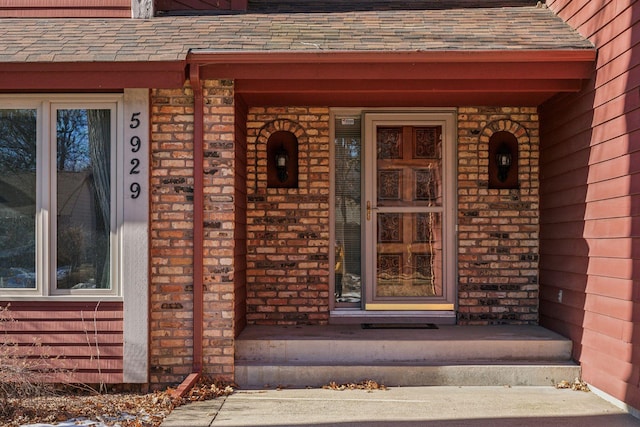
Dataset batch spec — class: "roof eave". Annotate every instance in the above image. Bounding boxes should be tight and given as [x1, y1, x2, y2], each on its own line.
[0, 61, 187, 91]
[188, 49, 596, 65]
[188, 48, 595, 107]
[189, 49, 596, 81]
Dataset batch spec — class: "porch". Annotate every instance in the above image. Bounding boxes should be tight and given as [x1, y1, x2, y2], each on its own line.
[235, 324, 580, 389]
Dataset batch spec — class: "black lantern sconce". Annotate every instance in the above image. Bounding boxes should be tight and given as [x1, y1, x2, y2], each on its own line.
[275, 145, 289, 183]
[496, 144, 512, 183]
[267, 131, 298, 188]
[489, 131, 518, 189]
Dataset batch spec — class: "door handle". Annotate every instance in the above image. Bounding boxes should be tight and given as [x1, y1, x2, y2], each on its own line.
[366, 201, 377, 221]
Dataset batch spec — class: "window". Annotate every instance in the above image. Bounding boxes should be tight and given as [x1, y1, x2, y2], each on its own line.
[0, 96, 127, 297]
[333, 115, 362, 307]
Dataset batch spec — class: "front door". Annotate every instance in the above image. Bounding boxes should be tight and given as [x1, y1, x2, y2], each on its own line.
[363, 112, 455, 311]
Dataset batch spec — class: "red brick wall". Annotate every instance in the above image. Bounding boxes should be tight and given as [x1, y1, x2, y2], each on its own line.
[246, 107, 331, 325]
[542, 0, 639, 409]
[243, 106, 539, 326]
[149, 80, 238, 386]
[234, 96, 248, 336]
[457, 107, 540, 325]
[150, 86, 196, 385]
[200, 80, 236, 379]
[148, 84, 542, 383]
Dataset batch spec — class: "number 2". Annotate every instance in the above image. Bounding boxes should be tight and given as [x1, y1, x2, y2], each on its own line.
[130, 158, 140, 175]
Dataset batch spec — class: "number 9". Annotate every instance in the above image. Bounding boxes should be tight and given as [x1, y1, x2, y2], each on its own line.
[130, 182, 141, 199]
[130, 136, 141, 153]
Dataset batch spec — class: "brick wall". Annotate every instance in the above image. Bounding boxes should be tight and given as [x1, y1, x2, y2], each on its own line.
[244, 106, 539, 326]
[149, 80, 238, 386]
[150, 85, 196, 385]
[457, 107, 540, 325]
[148, 95, 540, 383]
[246, 107, 331, 325]
[201, 80, 236, 379]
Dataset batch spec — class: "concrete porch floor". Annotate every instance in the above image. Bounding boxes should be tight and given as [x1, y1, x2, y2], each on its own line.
[235, 324, 581, 388]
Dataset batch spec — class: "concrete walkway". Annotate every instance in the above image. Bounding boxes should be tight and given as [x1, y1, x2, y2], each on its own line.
[161, 386, 640, 427]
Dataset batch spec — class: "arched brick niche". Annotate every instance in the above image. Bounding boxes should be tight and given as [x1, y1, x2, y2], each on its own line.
[480, 120, 529, 190]
[254, 118, 307, 191]
[266, 130, 299, 188]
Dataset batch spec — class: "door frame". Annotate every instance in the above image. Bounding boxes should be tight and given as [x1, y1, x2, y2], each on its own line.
[330, 108, 458, 320]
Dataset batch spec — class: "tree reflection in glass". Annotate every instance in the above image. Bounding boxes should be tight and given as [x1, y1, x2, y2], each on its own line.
[0, 109, 37, 289]
[56, 109, 111, 290]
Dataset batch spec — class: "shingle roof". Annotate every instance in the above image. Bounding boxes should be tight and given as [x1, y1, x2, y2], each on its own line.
[0, 4, 593, 63]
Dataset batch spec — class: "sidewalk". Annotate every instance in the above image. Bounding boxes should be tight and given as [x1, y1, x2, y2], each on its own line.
[161, 386, 640, 427]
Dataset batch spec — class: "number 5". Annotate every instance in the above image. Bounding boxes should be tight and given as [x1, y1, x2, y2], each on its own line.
[130, 112, 141, 129]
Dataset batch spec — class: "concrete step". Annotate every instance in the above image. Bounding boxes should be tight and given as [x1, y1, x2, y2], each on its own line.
[235, 325, 581, 388]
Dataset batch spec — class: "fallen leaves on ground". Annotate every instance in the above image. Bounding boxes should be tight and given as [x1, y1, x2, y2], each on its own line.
[322, 379, 387, 392]
[555, 378, 590, 392]
[1, 377, 234, 427]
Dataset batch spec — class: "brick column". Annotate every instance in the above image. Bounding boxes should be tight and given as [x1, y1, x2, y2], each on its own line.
[201, 80, 236, 378]
[149, 80, 238, 386]
[150, 86, 196, 385]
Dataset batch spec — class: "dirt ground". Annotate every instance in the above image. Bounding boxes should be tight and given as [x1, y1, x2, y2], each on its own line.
[1, 378, 234, 427]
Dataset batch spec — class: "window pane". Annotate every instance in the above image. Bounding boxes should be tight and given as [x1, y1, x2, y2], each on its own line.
[56, 109, 111, 290]
[334, 117, 361, 304]
[0, 109, 37, 289]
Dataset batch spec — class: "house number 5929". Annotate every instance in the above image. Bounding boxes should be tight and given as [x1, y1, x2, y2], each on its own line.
[129, 112, 142, 199]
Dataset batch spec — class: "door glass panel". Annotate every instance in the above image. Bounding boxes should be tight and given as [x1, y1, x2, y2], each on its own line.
[0, 109, 37, 289]
[373, 125, 444, 302]
[334, 117, 361, 304]
[56, 109, 111, 290]
[377, 127, 442, 208]
[376, 212, 442, 297]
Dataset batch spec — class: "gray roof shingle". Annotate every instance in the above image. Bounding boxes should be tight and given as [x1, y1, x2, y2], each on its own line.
[0, 4, 593, 63]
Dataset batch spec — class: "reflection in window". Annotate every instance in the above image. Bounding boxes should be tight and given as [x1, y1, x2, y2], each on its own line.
[56, 109, 111, 290]
[0, 110, 37, 289]
[334, 117, 362, 304]
[376, 212, 442, 298]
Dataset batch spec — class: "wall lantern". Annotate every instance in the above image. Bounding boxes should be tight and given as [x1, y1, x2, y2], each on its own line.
[275, 145, 289, 183]
[496, 144, 512, 182]
[267, 131, 298, 188]
[488, 131, 519, 189]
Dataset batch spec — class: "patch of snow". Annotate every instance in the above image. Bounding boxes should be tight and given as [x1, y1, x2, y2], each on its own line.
[21, 413, 137, 427]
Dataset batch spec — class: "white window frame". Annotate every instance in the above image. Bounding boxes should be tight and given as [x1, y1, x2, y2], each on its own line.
[0, 93, 148, 302]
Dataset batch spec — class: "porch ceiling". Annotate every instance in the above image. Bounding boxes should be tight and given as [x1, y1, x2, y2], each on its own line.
[191, 50, 595, 107]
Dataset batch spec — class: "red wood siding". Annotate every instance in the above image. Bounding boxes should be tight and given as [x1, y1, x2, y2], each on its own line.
[541, 0, 640, 410]
[0, 0, 130, 18]
[1, 301, 124, 384]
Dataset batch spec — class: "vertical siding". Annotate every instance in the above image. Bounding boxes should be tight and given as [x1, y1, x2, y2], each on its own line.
[541, 0, 640, 409]
[0, 1, 130, 18]
[1, 301, 124, 384]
